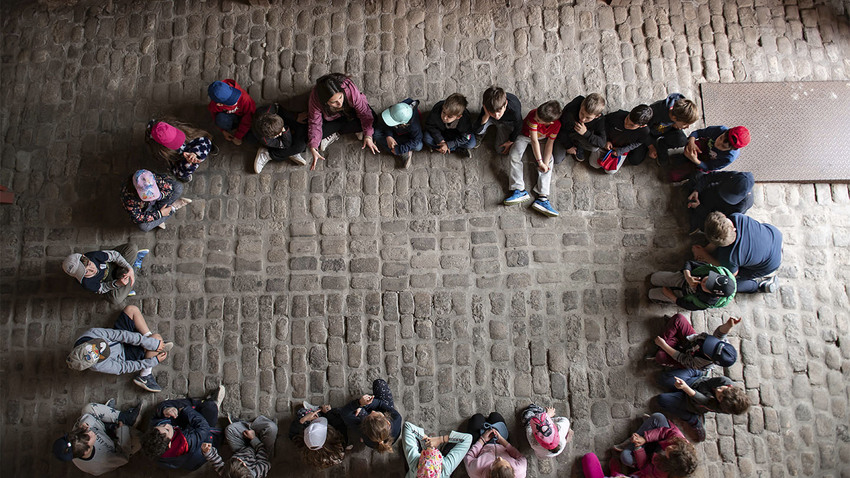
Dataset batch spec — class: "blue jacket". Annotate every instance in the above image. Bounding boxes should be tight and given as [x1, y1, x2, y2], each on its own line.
[149, 400, 212, 471]
[375, 98, 423, 155]
[688, 126, 740, 171]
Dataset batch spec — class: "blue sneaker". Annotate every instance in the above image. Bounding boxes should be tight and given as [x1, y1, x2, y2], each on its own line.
[133, 249, 150, 269]
[133, 374, 162, 392]
[503, 189, 531, 205]
[532, 198, 559, 217]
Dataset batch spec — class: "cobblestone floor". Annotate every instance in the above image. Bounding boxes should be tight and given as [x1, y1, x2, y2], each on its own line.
[2, 0, 850, 477]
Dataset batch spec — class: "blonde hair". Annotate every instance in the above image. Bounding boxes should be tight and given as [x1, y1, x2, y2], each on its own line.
[145, 116, 210, 165]
[582, 93, 606, 115]
[361, 412, 394, 453]
[704, 212, 736, 247]
[442, 93, 468, 117]
[671, 99, 699, 125]
[293, 426, 346, 469]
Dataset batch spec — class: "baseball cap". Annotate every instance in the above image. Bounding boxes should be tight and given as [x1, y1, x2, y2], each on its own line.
[62, 253, 85, 282]
[702, 335, 737, 367]
[207, 81, 241, 106]
[150, 122, 186, 150]
[705, 271, 736, 297]
[381, 102, 414, 127]
[52, 435, 74, 461]
[304, 417, 328, 450]
[727, 126, 750, 149]
[133, 170, 161, 202]
[67, 339, 110, 371]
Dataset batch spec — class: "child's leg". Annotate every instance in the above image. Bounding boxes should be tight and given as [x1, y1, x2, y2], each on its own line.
[657, 367, 704, 390]
[534, 165, 553, 199]
[214, 113, 240, 134]
[466, 413, 486, 442]
[251, 416, 278, 455]
[402, 422, 423, 471]
[225, 421, 251, 454]
[508, 136, 531, 192]
[655, 313, 696, 366]
[372, 379, 395, 409]
[581, 453, 606, 478]
[656, 392, 698, 424]
[453, 133, 476, 151]
[81, 402, 121, 423]
[197, 400, 220, 427]
[627, 144, 649, 165]
[422, 131, 439, 150]
[650, 271, 685, 288]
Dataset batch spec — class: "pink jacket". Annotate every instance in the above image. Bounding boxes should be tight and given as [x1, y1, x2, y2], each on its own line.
[463, 441, 527, 478]
[307, 77, 374, 149]
[633, 422, 687, 478]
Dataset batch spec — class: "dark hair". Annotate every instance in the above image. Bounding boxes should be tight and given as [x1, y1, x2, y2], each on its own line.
[114, 266, 130, 282]
[719, 386, 751, 414]
[145, 117, 210, 166]
[629, 104, 653, 126]
[293, 426, 346, 469]
[657, 437, 698, 477]
[482, 86, 507, 113]
[442, 93, 468, 117]
[256, 112, 285, 139]
[68, 427, 91, 459]
[223, 458, 254, 478]
[141, 428, 171, 458]
[536, 100, 562, 123]
[315, 73, 350, 107]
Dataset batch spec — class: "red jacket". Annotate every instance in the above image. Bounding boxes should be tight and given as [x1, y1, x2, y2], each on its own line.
[632, 422, 687, 478]
[207, 79, 256, 139]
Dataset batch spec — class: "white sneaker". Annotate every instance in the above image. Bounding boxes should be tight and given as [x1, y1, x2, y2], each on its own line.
[254, 147, 271, 174]
[156, 223, 166, 230]
[319, 133, 340, 152]
[289, 153, 307, 166]
[171, 198, 192, 211]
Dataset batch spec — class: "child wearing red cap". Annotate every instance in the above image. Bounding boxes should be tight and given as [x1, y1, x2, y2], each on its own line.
[145, 118, 214, 182]
[207, 79, 256, 145]
[669, 125, 750, 182]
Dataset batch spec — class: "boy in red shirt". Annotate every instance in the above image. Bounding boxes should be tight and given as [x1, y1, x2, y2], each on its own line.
[504, 101, 563, 217]
[207, 79, 256, 145]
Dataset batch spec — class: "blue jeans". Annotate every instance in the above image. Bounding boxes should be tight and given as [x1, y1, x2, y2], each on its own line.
[423, 131, 476, 151]
[619, 413, 670, 467]
[657, 367, 705, 391]
[372, 130, 423, 157]
[657, 391, 699, 426]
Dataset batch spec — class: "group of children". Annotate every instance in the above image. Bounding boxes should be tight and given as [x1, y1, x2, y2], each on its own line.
[52, 74, 780, 477]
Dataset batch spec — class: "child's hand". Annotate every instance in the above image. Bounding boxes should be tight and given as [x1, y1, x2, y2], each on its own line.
[726, 317, 742, 328]
[359, 394, 374, 406]
[243, 429, 256, 440]
[566, 147, 577, 155]
[309, 148, 325, 171]
[631, 433, 646, 446]
[437, 142, 449, 154]
[605, 141, 614, 151]
[498, 141, 513, 154]
[320, 404, 332, 413]
[662, 287, 677, 301]
[232, 137, 242, 146]
[386, 137, 398, 153]
[687, 191, 700, 208]
[673, 377, 689, 390]
[573, 121, 587, 135]
[647, 144, 657, 159]
[363, 136, 379, 154]
[222, 130, 235, 142]
[183, 152, 201, 164]
[684, 138, 701, 161]
[201, 443, 212, 454]
[654, 336, 668, 348]
[163, 407, 179, 419]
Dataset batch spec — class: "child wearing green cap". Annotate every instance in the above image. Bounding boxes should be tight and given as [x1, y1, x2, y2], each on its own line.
[373, 98, 423, 168]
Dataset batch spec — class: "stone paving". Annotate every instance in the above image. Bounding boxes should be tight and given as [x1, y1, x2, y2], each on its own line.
[1, 0, 850, 477]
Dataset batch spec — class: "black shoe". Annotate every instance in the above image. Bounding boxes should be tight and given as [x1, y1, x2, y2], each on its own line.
[118, 405, 141, 427]
[459, 148, 472, 159]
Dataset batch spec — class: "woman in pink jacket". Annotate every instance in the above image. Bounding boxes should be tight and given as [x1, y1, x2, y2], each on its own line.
[462, 411, 527, 478]
[306, 73, 379, 170]
[582, 413, 698, 478]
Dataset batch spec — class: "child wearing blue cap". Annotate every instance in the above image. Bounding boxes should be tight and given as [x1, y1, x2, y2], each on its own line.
[373, 98, 423, 168]
[207, 79, 256, 145]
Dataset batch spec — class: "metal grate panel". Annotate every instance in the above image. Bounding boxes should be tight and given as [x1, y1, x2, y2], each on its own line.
[700, 81, 850, 182]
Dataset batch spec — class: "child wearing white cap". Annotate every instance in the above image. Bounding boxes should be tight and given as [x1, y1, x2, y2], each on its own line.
[62, 244, 148, 304]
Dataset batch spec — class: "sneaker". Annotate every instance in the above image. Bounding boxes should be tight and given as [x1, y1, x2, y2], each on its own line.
[254, 147, 272, 173]
[503, 189, 531, 205]
[133, 374, 162, 392]
[133, 249, 150, 269]
[118, 405, 142, 427]
[105, 398, 116, 409]
[179, 175, 193, 183]
[156, 223, 166, 230]
[319, 133, 340, 152]
[289, 153, 307, 166]
[691, 419, 706, 442]
[162, 341, 174, 353]
[575, 148, 585, 162]
[758, 275, 778, 293]
[459, 148, 472, 159]
[128, 290, 136, 297]
[208, 385, 226, 407]
[171, 198, 193, 211]
[302, 401, 319, 411]
[403, 151, 412, 169]
[355, 132, 364, 141]
[531, 198, 559, 217]
[472, 134, 484, 149]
